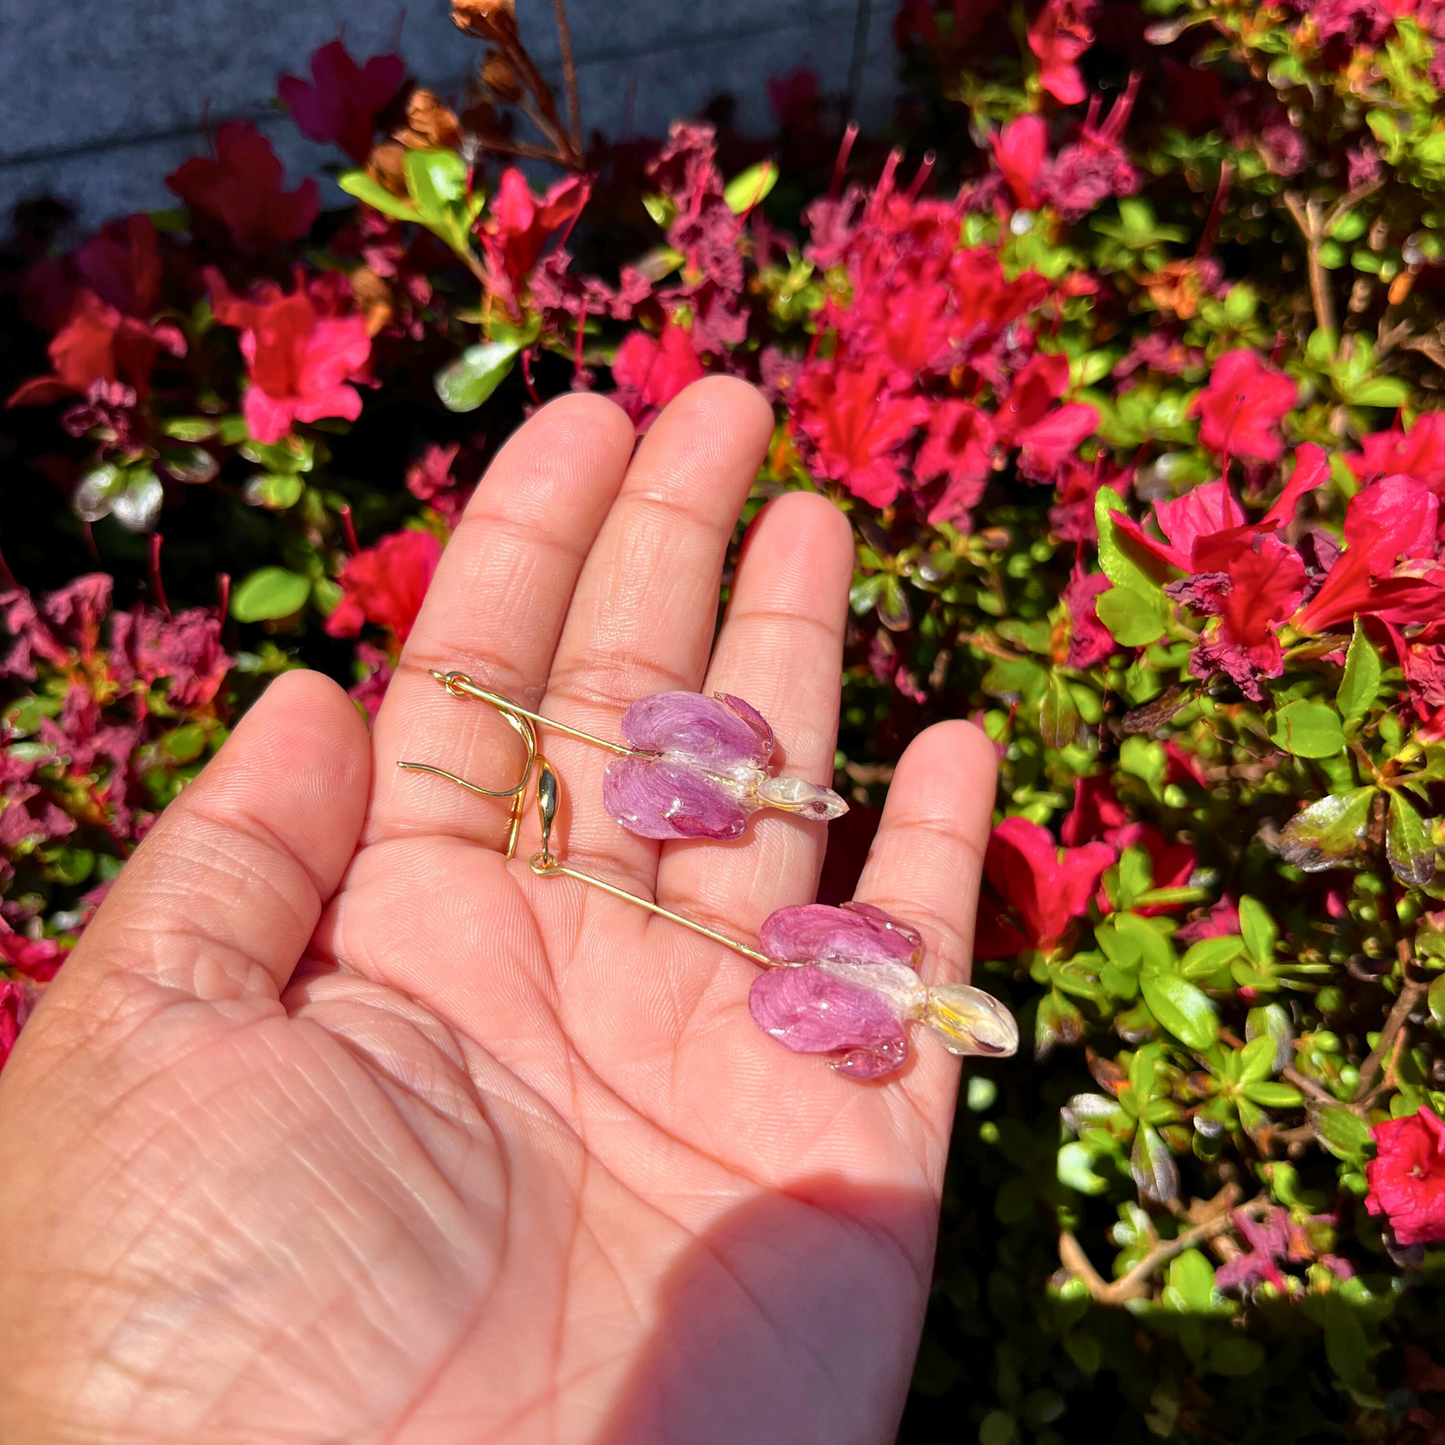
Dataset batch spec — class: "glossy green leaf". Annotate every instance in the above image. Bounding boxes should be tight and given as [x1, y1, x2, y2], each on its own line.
[1130, 1123, 1180, 1203]
[1278, 787, 1377, 872]
[1057, 1141, 1110, 1195]
[1095, 487, 1171, 597]
[1165, 1249, 1217, 1311]
[1271, 700, 1346, 758]
[1244, 1081, 1305, 1108]
[1338, 619, 1383, 723]
[1180, 935, 1244, 979]
[1040, 670, 1081, 748]
[1141, 974, 1218, 1051]
[1313, 1105, 1373, 1162]
[338, 169, 421, 223]
[1239, 1035, 1277, 1084]
[724, 159, 778, 213]
[230, 567, 311, 623]
[1239, 895, 1276, 964]
[1095, 586, 1167, 646]
[434, 338, 522, 412]
[1386, 789, 1437, 886]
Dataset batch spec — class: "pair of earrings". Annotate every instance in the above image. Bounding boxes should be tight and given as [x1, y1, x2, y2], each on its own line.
[401, 670, 1018, 1081]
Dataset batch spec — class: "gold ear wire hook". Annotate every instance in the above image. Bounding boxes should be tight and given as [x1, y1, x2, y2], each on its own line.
[427, 670, 634, 756]
[397, 701, 538, 860]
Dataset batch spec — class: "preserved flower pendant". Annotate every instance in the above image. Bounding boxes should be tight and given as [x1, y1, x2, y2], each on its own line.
[602, 691, 848, 840]
[748, 902, 1019, 1078]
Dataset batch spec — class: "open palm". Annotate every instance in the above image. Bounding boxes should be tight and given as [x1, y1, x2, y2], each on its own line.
[0, 380, 995, 1445]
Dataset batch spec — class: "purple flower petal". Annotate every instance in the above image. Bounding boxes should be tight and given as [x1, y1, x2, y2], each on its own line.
[759, 902, 924, 968]
[602, 756, 749, 840]
[620, 692, 774, 772]
[748, 964, 909, 1079]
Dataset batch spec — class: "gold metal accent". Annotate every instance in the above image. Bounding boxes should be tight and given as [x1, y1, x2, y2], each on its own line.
[428, 669, 633, 756]
[528, 851, 771, 965]
[398, 703, 537, 859]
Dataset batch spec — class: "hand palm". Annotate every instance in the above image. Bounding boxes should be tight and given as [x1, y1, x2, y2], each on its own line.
[0, 382, 994, 1445]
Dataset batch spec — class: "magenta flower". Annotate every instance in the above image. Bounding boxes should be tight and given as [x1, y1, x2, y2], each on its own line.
[748, 902, 1019, 1080]
[603, 692, 847, 840]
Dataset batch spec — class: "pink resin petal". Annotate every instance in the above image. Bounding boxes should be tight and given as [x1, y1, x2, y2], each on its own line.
[748, 965, 909, 1078]
[759, 902, 924, 968]
[602, 756, 750, 840]
[620, 691, 774, 770]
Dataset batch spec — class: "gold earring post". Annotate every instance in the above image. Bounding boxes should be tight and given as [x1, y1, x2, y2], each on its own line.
[428, 670, 633, 756]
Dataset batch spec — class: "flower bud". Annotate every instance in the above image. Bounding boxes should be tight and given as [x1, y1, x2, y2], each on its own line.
[482, 51, 524, 103]
[452, 0, 517, 41]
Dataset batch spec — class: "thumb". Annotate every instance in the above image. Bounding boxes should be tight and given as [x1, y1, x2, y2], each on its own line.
[52, 668, 369, 1004]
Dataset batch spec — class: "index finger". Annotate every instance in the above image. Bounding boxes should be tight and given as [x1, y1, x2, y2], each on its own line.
[367, 393, 636, 849]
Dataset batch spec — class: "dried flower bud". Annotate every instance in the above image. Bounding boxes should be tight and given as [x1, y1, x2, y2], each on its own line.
[366, 141, 409, 195]
[350, 267, 394, 337]
[481, 51, 524, 103]
[396, 89, 461, 151]
[451, 0, 517, 42]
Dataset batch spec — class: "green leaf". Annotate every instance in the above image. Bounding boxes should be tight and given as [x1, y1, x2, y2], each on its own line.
[1141, 974, 1218, 1051]
[1338, 619, 1383, 723]
[1095, 586, 1167, 646]
[1243, 1081, 1305, 1108]
[1210, 1337, 1265, 1378]
[1095, 487, 1171, 597]
[403, 148, 467, 216]
[243, 472, 305, 510]
[1239, 1034, 1277, 1084]
[1239, 895, 1276, 965]
[1057, 1141, 1110, 1195]
[1271, 700, 1346, 758]
[1040, 670, 1081, 748]
[338, 169, 421, 223]
[161, 416, 218, 442]
[1313, 1105, 1373, 1163]
[434, 338, 522, 412]
[1165, 1249, 1217, 1311]
[1180, 935, 1244, 979]
[1348, 376, 1410, 408]
[230, 567, 311, 623]
[641, 192, 676, 227]
[724, 159, 778, 213]
[1387, 789, 1437, 886]
[1131, 1123, 1180, 1203]
[1429, 974, 1445, 1028]
[979, 1410, 1018, 1445]
[1278, 787, 1377, 872]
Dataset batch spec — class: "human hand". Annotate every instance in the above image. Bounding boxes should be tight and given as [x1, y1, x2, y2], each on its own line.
[0, 379, 996, 1445]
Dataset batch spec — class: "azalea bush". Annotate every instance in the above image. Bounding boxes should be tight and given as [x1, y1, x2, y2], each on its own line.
[8, 0, 1445, 1437]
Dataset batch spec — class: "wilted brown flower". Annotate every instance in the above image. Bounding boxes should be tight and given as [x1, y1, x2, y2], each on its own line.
[350, 268, 394, 337]
[481, 51, 523, 103]
[366, 141, 409, 195]
[452, 0, 517, 42]
[394, 90, 461, 151]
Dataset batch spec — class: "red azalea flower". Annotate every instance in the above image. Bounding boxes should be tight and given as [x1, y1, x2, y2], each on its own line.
[1064, 565, 1114, 668]
[845, 276, 955, 384]
[975, 815, 1114, 957]
[1041, 75, 1142, 221]
[1347, 412, 1445, 491]
[74, 214, 162, 319]
[480, 168, 588, 314]
[1191, 348, 1298, 463]
[1028, 0, 1096, 105]
[992, 113, 1049, 209]
[0, 980, 28, 1073]
[7, 290, 184, 407]
[110, 605, 230, 709]
[167, 121, 321, 248]
[326, 528, 443, 643]
[278, 38, 405, 163]
[994, 352, 1099, 479]
[1367, 1106, 1445, 1246]
[0, 927, 64, 983]
[916, 399, 997, 524]
[208, 269, 371, 444]
[792, 358, 931, 507]
[949, 248, 1051, 344]
[1176, 895, 1241, 944]
[611, 319, 705, 427]
[1297, 473, 1445, 633]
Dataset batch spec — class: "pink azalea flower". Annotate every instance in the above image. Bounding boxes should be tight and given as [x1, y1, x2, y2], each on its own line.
[611, 319, 705, 427]
[325, 528, 443, 643]
[1028, 0, 1097, 105]
[1191, 349, 1298, 463]
[208, 268, 371, 443]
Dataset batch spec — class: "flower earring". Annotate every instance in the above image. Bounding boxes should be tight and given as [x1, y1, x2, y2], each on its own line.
[405, 670, 848, 841]
[398, 670, 1019, 1081]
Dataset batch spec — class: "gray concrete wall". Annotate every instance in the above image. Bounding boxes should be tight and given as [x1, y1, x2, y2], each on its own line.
[0, 0, 894, 228]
